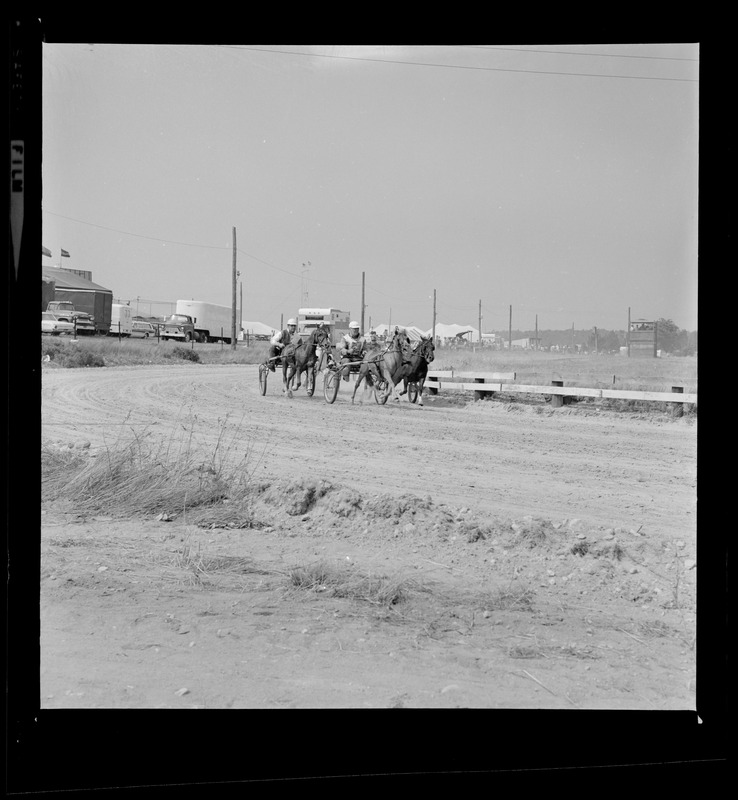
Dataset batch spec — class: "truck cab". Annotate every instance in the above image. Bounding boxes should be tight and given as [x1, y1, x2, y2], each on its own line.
[161, 314, 196, 342]
[46, 301, 96, 335]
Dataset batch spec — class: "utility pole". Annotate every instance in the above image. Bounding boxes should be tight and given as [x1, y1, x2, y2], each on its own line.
[508, 305, 512, 352]
[231, 227, 237, 350]
[432, 290, 437, 341]
[301, 262, 311, 306]
[361, 271, 365, 332]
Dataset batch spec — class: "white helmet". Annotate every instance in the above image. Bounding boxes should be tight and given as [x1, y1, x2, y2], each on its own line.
[287, 318, 297, 326]
[349, 321, 360, 330]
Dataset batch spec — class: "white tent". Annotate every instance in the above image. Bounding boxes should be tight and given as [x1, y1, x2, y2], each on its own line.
[373, 323, 426, 341]
[427, 323, 479, 341]
[240, 320, 277, 338]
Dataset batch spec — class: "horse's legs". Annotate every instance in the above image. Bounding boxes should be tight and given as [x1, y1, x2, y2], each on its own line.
[351, 366, 366, 404]
[283, 362, 294, 398]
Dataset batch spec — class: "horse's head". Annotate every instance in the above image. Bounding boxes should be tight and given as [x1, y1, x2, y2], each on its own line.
[388, 329, 404, 351]
[311, 324, 330, 347]
[418, 336, 435, 362]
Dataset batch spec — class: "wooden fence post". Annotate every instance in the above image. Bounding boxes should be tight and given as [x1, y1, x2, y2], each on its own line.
[551, 380, 564, 408]
[671, 386, 684, 417]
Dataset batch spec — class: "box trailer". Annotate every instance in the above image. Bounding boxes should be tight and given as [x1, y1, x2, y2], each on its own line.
[42, 267, 113, 335]
[109, 304, 133, 336]
[175, 300, 236, 343]
[297, 308, 351, 347]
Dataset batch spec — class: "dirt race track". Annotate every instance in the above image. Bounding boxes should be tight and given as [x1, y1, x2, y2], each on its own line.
[40, 363, 698, 710]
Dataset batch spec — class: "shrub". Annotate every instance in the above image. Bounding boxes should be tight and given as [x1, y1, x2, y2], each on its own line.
[164, 346, 201, 363]
[42, 339, 105, 367]
[64, 348, 106, 368]
[41, 338, 66, 360]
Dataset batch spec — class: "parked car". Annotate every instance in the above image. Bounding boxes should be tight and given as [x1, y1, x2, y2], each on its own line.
[131, 320, 157, 338]
[42, 311, 75, 336]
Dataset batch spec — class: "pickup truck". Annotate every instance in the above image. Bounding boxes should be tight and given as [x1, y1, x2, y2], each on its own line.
[46, 301, 96, 335]
[160, 314, 196, 342]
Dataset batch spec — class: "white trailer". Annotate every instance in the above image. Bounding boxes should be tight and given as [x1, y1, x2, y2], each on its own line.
[175, 300, 236, 343]
[109, 303, 133, 336]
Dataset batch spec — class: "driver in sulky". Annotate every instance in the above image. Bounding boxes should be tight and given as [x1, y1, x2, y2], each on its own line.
[338, 321, 367, 380]
[268, 318, 302, 371]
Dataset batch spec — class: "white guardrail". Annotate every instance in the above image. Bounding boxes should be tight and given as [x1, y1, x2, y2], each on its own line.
[425, 370, 697, 406]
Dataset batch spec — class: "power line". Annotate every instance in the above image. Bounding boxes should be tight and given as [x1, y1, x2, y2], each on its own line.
[466, 45, 698, 62]
[237, 249, 359, 287]
[233, 46, 698, 83]
[43, 211, 229, 250]
[44, 209, 361, 286]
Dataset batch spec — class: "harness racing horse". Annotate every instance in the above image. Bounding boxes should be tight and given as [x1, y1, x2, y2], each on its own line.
[393, 335, 435, 406]
[282, 326, 331, 398]
[350, 329, 408, 405]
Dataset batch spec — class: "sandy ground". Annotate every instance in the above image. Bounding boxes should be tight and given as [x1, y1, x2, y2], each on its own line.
[40, 363, 698, 711]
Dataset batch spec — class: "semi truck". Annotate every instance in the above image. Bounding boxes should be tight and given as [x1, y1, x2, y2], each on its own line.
[109, 303, 133, 336]
[175, 300, 237, 344]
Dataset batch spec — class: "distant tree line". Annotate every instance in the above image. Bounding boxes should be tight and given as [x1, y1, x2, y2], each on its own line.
[490, 318, 697, 355]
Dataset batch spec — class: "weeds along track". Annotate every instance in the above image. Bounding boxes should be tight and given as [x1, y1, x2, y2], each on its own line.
[41, 363, 697, 542]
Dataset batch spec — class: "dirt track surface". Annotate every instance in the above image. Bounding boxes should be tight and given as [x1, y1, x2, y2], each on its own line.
[41, 364, 698, 709]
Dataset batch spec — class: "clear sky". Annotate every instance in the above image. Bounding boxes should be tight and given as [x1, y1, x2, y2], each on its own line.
[41, 43, 699, 332]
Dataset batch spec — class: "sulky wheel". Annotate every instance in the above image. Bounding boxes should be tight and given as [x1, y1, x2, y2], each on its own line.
[374, 381, 390, 405]
[324, 370, 340, 404]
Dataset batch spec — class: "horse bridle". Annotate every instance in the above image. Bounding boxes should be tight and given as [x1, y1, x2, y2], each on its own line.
[288, 328, 329, 353]
[417, 337, 435, 362]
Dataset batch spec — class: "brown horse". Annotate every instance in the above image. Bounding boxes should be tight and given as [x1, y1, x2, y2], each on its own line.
[282, 326, 331, 398]
[350, 328, 408, 405]
[393, 335, 435, 406]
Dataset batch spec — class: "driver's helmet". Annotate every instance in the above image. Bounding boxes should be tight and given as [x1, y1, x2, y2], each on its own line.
[287, 318, 297, 327]
[349, 321, 360, 331]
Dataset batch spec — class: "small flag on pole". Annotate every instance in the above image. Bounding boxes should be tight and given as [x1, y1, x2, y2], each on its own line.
[61, 249, 71, 258]
[42, 245, 52, 257]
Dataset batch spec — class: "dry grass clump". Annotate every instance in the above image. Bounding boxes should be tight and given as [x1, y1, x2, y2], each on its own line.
[173, 538, 279, 586]
[508, 517, 557, 549]
[187, 501, 255, 530]
[46, 441, 232, 517]
[41, 444, 89, 496]
[42, 415, 256, 523]
[484, 585, 535, 612]
[289, 561, 407, 607]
